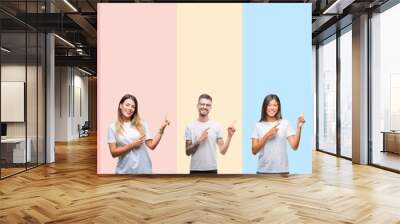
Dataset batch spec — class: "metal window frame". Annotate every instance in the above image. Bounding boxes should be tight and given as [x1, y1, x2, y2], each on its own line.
[315, 23, 353, 162]
[0, 0, 47, 180]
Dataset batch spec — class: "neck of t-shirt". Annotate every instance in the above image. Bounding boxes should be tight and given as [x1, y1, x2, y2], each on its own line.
[264, 119, 281, 124]
[123, 121, 132, 126]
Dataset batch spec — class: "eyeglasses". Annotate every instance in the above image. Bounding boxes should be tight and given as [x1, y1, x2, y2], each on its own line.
[198, 103, 212, 107]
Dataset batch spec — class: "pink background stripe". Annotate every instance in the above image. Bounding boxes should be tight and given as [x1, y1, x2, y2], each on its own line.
[97, 4, 177, 174]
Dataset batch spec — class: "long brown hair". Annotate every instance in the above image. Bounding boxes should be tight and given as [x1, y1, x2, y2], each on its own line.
[260, 94, 282, 122]
[116, 94, 144, 137]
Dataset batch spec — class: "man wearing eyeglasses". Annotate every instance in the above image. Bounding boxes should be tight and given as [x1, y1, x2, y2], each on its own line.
[185, 93, 236, 174]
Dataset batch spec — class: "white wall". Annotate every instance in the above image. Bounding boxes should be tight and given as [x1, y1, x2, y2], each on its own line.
[1, 66, 25, 129]
[55, 67, 89, 141]
[55, 66, 69, 141]
[70, 71, 89, 139]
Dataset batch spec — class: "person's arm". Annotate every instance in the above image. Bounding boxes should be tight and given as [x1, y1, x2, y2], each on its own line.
[186, 128, 209, 156]
[145, 130, 163, 150]
[144, 118, 170, 150]
[186, 140, 200, 156]
[217, 126, 236, 155]
[251, 124, 279, 155]
[109, 136, 145, 158]
[145, 118, 170, 150]
[287, 115, 305, 150]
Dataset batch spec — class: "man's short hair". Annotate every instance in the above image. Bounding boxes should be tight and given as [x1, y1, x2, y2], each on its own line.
[198, 93, 212, 102]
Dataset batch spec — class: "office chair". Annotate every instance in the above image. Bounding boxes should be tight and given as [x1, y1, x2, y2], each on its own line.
[79, 121, 90, 138]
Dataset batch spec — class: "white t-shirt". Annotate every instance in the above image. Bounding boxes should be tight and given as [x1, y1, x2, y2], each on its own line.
[185, 120, 224, 171]
[108, 121, 153, 174]
[251, 119, 295, 173]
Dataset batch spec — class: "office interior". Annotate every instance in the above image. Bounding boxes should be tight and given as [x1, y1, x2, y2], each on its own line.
[315, 1, 400, 172]
[1, 0, 398, 179]
[0, 0, 399, 222]
[0, 0, 97, 179]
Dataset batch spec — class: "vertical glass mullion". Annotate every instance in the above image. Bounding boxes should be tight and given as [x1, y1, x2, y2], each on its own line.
[44, 0, 47, 163]
[36, 0, 39, 167]
[25, 0, 28, 171]
[336, 30, 341, 157]
[0, 25, 2, 179]
[316, 45, 319, 151]
[367, 12, 373, 165]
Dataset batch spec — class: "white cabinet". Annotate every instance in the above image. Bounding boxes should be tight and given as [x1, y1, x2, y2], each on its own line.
[1, 138, 32, 163]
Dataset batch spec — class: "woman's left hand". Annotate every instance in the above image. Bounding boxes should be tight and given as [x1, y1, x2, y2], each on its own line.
[297, 114, 305, 128]
[160, 116, 170, 130]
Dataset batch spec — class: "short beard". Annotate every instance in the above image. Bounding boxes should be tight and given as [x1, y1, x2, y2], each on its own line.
[199, 111, 208, 117]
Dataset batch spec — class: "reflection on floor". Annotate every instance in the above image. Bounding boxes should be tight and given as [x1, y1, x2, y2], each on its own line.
[0, 162, 42, 178]
[0, 167, 25, 177]
[373, 150, 400, 171]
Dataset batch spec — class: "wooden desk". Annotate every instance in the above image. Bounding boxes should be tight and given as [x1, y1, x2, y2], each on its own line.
[381, 131, 400, 154]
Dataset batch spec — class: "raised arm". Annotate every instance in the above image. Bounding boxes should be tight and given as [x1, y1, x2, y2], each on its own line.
[145, 130, 163, 150]
[145, 118, 170, 150]
[287, 115, 305, 150]
[217, 125, 236, 155]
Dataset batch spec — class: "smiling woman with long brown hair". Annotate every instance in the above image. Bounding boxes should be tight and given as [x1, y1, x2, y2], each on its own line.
[107, 94, 169, 174]
[251, 94, 305, 173]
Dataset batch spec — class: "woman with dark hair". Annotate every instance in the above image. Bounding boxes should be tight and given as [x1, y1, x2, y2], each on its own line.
[251, 94, 305, 173]
[107, 94, 169, 174]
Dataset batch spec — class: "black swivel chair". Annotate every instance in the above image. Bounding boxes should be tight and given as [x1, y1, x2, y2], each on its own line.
[79, 121, 90, 138]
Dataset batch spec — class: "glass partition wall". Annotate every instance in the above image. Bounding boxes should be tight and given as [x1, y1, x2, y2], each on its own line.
[317, 0, 400, 173]
[316, 26, 353, 159]
[370, 3, 400, 171]
[339, 27, 352, 159]
[0, 1, 46, 179]
[317, 35, 337, 155]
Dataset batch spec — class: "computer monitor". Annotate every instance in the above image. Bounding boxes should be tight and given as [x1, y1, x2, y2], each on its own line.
[1, 123, 7, 138]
